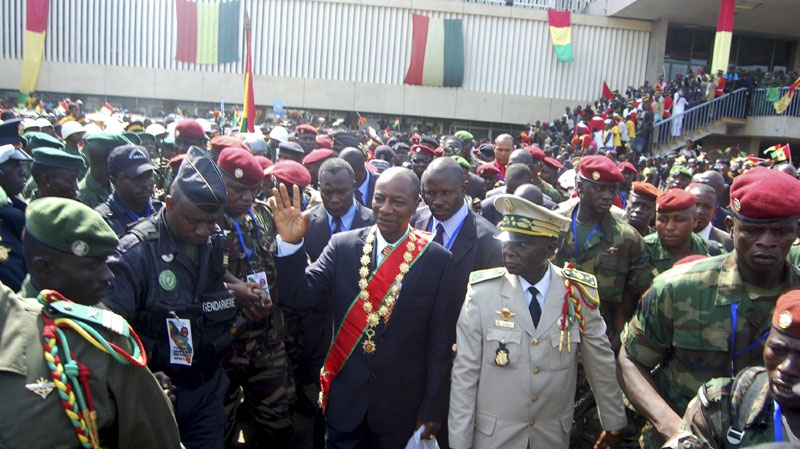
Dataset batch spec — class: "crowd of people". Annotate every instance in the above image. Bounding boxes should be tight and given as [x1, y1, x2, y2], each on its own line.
[0, 89, 799, 449]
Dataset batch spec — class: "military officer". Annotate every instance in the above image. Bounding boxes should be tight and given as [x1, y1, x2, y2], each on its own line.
[619, 167, 800, 449]
[0, 197, 182, 448]
[216, 147, 295, 448]
[449, 194, 627, 449]
[103, 146, 235, 449]
[665, 289, 800, 449]
[78, 133, 131, 208]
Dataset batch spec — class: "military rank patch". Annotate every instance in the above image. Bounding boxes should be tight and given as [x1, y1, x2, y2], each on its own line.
[469, 267, 506, 284]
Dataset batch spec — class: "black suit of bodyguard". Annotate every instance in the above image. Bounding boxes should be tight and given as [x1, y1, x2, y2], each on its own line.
[103, 147, 236, 449]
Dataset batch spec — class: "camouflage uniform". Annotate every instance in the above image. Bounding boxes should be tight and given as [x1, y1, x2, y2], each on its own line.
[665, 367, 779, 449]
[221, 200, 294, 447]
[643, 232, 722, 277]
[555, 201, 652, 329]
[537, 178, 564, 203]
[621, 254, 800, 448]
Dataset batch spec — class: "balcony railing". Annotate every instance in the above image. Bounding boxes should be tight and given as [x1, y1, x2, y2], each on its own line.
[462, 0, 591, 12]
[748, 87, 800, 117]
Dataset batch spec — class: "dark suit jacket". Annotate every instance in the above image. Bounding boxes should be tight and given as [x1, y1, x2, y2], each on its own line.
[709, 225, 734, 252]
[412, 207, 502, 309]
[356, 171, 379, 209]
[466, 173, 487, 200]
[302, 203, 374, 375]
[277, 228, 457, 435]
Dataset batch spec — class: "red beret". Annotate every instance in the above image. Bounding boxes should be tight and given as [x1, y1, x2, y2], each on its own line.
[411, 133, 422, 143]
[543, 156, 563, 170]
[526, 146, 546, 161]
[217, 147, 264, 184]
[315, 135, 333, 149]
[167, 154, 186, 172]
[773, 290, 800, 338]
[174, 119, 208, 140]
[412, 144, 436, 158]
[618, 161, 638, 174]
[271, 160, 311, 187]
[631, 181, 661, 201]
[477, 164, 501, 177]
[254, 155, 273, 171]
[434, 147, 444, 157]
[729, 167, 800, 221]
[295, 124, 319, 135]
[579, 155, 625, 183]
[656, 189, 697, 213]
[302, 148, 334, 165]
[210, 135, 249, 154]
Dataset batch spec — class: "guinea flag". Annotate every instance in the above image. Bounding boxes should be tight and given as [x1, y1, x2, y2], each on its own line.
[711, 0, 734, 74]
[403, 14, 464, 87]
[176, 0, 240, 65]
[548, 10, 574, 63]
[19, 0, 50, 106]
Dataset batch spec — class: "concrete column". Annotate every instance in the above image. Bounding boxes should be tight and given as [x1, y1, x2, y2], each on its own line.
[645, 18, 669, 85]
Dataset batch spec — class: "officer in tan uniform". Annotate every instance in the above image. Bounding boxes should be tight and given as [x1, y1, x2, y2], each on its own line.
[449, 194, 627, 449]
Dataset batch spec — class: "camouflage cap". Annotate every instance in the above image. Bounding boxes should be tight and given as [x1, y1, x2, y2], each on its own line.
[772, 290, 800, 338]
[25, 197, 119, 257]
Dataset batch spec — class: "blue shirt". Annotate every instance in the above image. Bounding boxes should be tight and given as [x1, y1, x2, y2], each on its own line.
[327, 200, 357, 234]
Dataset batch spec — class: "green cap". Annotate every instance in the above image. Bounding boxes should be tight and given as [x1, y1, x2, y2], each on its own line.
[669, 165, 692, 178]
[22, 131, 64, 150]
[25, 197, 119, 257]
[32, 148, 86, 172]
[161, 136, 175, 151]
[122, 131, 142, 145]
[84, 132, 132, 151]
[454, 130, 474, 142]
[450, 155, 471, 170]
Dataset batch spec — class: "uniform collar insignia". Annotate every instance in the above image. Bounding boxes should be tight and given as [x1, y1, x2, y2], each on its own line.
[607, 246, 618, 255]
[26, 377, 55, 399]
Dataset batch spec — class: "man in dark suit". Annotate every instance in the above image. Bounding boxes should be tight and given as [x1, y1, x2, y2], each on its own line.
[273, 168, 457, 448]
[340, 147, 378, 209]
[413, 157, 502, 449]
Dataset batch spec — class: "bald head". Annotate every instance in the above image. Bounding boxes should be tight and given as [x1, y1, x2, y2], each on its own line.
[504, 163, 533, 194]
[692, 170, 725, 196]
[339, 147, 366, 184]
[513, 184, 544, 206]
[495, 134, 514, 146]
[421, 157, 464, 185]
[377, 166, 420, 197]
[509, 149, 533, 167]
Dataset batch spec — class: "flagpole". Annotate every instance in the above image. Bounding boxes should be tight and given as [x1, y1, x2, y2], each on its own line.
[241, 9, 256, 133]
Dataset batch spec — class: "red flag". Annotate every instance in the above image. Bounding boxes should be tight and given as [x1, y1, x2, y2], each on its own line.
[240, 11, 255, 133]
[602, 81, 614, 100]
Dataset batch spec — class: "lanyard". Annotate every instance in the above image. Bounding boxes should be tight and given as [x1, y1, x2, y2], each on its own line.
[428, 215, 467, 251]
[618, 192, 627, 209]
[231, 210, 259, 262]
[571, 207, 600, 259]
[775, 401, 785, 442]
[730, 302, 770, 376]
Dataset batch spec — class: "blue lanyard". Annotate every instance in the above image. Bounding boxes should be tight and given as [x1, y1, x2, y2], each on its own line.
[571, 207, 600, 259]
[231, 210, 259, 262]
[730, 302, 770, 376]
[114, 196, 152, 222]
[775, 401, 785, 441]
[428, 215, 467, 251]
[618, 192, 627, 209]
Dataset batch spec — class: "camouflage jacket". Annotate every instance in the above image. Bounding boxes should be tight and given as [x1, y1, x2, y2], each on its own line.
[622, 254, 800, 420]
[555, 201, 652, 307]
[536, 178, 563, 203]
[220, 200, 277, 292]
[643, 232, 721, 277]
[665, 367, 782, 449]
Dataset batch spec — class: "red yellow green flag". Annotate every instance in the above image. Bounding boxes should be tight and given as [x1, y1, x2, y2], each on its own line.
[711, 0, 735, 74]
[240, 11, 255, 133]
[548, 10, 574, 63]
[19, 0, 50, 106]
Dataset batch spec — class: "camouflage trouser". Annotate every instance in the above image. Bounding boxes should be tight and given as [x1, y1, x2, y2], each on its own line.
[223, 307, 295, 444]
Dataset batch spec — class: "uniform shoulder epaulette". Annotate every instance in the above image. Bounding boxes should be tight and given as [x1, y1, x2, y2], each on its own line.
[562, 265, 597, 289]
[46, 300, 130, 337]
[469, 267, 506, 284]
[698, 377, 733, 407]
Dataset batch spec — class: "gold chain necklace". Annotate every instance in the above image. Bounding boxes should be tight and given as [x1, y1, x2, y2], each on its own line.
[359, 226, 416, 354]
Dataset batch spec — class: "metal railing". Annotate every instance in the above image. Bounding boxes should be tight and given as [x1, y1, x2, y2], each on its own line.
[462, 0, 591, 12]
[648, 88, 748, 154]
[748, 87, 800, 117]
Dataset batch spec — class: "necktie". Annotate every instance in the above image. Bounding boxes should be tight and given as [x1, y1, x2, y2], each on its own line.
[528, 286, 542, 327]
[433, 223, 445, 246]
[355, 190, 364, 206]
[332, 217, 343, 234]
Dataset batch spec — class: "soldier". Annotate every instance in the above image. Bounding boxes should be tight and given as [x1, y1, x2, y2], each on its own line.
[411, 142, 436, 180]
[78, 133, 131, 208]
[0, 197, 182, 448]
[103, 146, 236, 448]
[643, 189, 723, 277]
[28, 148, 85, 200]
[0, 121, 33, 292]
[59, 120, 88, 178]
[95, 145, 161, 237]
[215, 147, 295, 448]
[277, 141, 305, 163]
[623, 181, 661, 236]
[664, 290, 800, 449]
[449, 194, 626, 449]
[173, 119, 209, 155]
[296, 124, 319, 154]
[619, 167, 800, 449]
[665, 165, 693, 190]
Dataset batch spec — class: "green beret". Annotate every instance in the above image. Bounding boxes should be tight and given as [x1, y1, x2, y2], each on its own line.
[173, 146, 227, 213]
[122, 131, 142, 145]
[454, 130, 474, 142]
[32, 148, 86, 172]
[84, 132, 131, 151]
[25, 197, 119, 257]
[450, 155, 471, 170]
[22, 131, 64, 150]
[669, 165, 692, 178]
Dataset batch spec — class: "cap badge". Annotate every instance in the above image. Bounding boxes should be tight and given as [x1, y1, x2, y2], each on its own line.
[18, 122, 24, 137]
[71, 240, 89, 257]
[175, 130, 181, 138]
[592, 171, 601, 181]
[161, 253, 174, 263]
[504, 198, 513, 213]
[0, 246, 9, 262]
[159, 269, 177, 291]
[234, 168, 244, 179]
[779, 311, 793, 329]
[732, 198, 741, 213]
